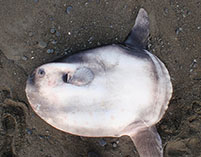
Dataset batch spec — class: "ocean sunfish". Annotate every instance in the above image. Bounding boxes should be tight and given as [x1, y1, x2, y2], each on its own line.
[26, 8, 173, 157]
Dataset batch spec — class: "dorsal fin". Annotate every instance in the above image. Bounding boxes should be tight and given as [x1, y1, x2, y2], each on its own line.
[124, 8, 150, 49]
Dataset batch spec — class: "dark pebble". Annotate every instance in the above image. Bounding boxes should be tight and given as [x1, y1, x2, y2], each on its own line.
[88, 151, 99, 157]
[175, 27, 183, 35]
[22, 56, 28, 61]
[98, 139, 107, 146]
[164, 8, 168, 14]
[56, 31, 61, 37]
[88, 36, 93, 44]
[38, 41, 47, 48]
[47, 49, 54, 54]
[66, 6, 73, 14]
[26, 128, 33, 135]
[50, 28, 56, 34]
[49, 17, 54, 21]
[51, 40, 57, 45]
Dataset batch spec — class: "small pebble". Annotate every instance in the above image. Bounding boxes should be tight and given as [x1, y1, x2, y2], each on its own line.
[64, 48, 69, 52]
[88, 151, 99, 157]
[45, 130, 50, 134]
[175, 27, 183, 35]
[112, 142, 118, 148]
[50, 28, 56, 34]
[197, 26, 200, 30]
[28, 32, 34, 37]
[39, 135, 44, 140]
[97, 42, 101, 46]
[49, 17, 54, 21]
[22, 56, 28, 61]
[34, 0, 38, 2]
[38, 134, 50, 140]
[56, 31, 61, 37]
[47, 49, 54, 54]
[68, 32, 71, 35]
[123, 5, 127, 9]
[98, 139, 107, 146]
[66, 6, 73, 14]
[54, 48, 60, 54]
[38, 41, 47, 49]
[51, 40, 57, 45]
[26, 128, 33, 135]
[164, 8, 168, 15]
[88, 36, 93, 44]
[64, 48, 70, 55]
[85, 2, 89, 6]
[148, 43, 152, 49]
[186, 10, 191, 15]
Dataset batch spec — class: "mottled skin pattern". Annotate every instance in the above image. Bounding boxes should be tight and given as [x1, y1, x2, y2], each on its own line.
[26, 9, 172, 157]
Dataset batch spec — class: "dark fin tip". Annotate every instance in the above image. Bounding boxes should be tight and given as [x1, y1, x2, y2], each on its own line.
[124, 8, 150, 49]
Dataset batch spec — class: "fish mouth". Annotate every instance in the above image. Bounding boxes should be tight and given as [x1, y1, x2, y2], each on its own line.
[27, 70, 36, 85]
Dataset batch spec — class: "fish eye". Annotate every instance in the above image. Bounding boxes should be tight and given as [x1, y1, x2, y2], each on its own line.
[38, 68, 45, 78]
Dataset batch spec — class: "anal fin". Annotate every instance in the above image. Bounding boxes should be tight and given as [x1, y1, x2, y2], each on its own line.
[130, 126, 163, 157]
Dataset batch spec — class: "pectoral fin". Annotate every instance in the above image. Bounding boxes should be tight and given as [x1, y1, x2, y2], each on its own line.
[69, 67, 94, 86]
[130, 126, 163, 157]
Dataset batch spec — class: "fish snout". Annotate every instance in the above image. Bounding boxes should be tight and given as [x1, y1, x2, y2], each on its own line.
[27, 70, 36, 85]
